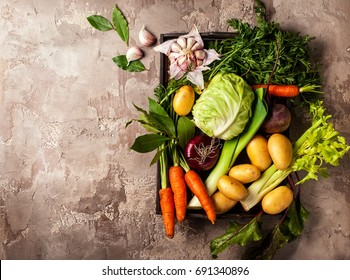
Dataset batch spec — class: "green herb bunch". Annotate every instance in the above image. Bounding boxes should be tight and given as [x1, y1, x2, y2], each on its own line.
[206, 0, 321, 96]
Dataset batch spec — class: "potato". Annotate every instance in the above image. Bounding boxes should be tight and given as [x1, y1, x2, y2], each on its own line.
[212, 191, 237, 214]
[229, 164, 261, 184]
[217, 175, 247, 201]
[172, 85, 195, 116]
[246, 134, 272, 171]
[261, 186, 293, 214]
[267, 133, 293, 170]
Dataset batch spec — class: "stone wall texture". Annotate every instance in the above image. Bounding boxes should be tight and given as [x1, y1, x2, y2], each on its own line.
[0, 0, 349, 260]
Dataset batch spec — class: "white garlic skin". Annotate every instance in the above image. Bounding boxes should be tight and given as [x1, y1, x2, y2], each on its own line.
[139, 25, 156, 47]
[126, 46, 144, 64]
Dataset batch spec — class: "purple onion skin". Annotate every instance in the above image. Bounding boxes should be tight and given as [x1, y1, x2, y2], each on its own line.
[184, 134, 221, 171]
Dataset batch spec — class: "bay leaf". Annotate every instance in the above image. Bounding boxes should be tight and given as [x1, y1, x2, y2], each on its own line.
[112, 55, 146, 72]
[87, 15, 114, 31]
[112, 5, 129, 45]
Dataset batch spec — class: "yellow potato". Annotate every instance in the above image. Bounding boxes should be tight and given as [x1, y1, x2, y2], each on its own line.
[211, 191, 237, 214]
[217, 175, 247, 201]
[246, 134, 272, 171]
[267, 133, 293, 170]
[172, 85, 195, 116]
[261, 186, 293, 214]
[229, 164, 261, 184]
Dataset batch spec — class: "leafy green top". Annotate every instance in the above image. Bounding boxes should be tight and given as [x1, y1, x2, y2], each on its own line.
[205, 0, 321, 105]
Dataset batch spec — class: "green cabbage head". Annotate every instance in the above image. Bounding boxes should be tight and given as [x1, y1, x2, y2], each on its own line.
[192, 73, 255, 140]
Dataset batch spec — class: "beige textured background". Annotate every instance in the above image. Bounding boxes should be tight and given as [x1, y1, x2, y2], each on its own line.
[0, 0, 349, 259]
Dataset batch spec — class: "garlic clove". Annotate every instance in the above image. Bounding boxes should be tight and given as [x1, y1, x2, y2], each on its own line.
[179, 59, 191, 71]
[177, 37, 187, 49]
[196, 59, 203, 66]
[186, 37, 196, 49]
[194, 50, 206, 60]
[171, 42, 182, 53]
[139, 25, 156, 47]
[176, 54, 187, 66]
[191, 41, 203, 51]
[126, 46, 143, 65]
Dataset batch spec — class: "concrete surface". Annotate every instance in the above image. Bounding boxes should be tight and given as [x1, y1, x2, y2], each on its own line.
[0, 0, 349, 260]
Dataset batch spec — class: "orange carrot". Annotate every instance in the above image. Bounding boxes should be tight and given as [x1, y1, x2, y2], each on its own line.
[250, 84, 299, 97]
[184, 170, 216, 224]
[169, 166, 187, 223]
[159, 187, 175, 239]
[250, 84, 322, 98]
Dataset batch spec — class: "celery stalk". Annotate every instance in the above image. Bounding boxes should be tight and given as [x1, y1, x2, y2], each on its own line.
[188, 89, 268, 208]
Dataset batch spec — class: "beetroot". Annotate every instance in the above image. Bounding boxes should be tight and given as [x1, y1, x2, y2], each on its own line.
[262, 103, 291, 134]
[184, 134, 221, 171]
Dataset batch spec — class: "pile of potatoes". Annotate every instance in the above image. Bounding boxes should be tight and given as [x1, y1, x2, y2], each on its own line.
[212, 133, 294, 215]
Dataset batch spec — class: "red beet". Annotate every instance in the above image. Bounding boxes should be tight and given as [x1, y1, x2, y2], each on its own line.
[184, 134, 221, 171]
[262, 103, 291, 134]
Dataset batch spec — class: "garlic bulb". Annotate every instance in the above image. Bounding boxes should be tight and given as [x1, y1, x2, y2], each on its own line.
[126, 46, 143, 65]
[154, 25, 220, 89]
[169, 36, 206, 71]
[138, 25, 156, 47]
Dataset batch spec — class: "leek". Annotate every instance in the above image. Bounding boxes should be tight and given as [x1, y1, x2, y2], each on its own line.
[240, 100, 350, 211]
[188, 88, 268, 208]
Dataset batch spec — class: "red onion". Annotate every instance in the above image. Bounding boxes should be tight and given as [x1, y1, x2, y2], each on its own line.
[184, 134, 221, 171]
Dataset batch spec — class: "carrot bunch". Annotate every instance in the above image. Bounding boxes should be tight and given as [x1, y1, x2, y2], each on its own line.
[159, 145, 216, 239]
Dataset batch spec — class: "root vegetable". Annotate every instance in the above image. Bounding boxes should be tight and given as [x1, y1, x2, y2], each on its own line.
[261, 186, 293, 214]
[159, 187, 175, 238]
[184, 170, 216, 224]
[184, 134, 221, 171]
[212, 191, 237, 214]
[267, 134, 293, 170]
[250, 84, 322, 98]
[169, 166, 187, 223]
[262, 103, 291, 134]
[172, 85, 195, 116]
[228, 164, 261, 184]
[246, 134, 272, 172]
[217, 175, 247, 201]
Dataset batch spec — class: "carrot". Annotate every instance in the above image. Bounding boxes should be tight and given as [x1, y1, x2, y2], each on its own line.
[184, 170, 216, 224]
[250, 84, 322, 98]
[169, 166, 187, 223]
[159, 187, 175, 239]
